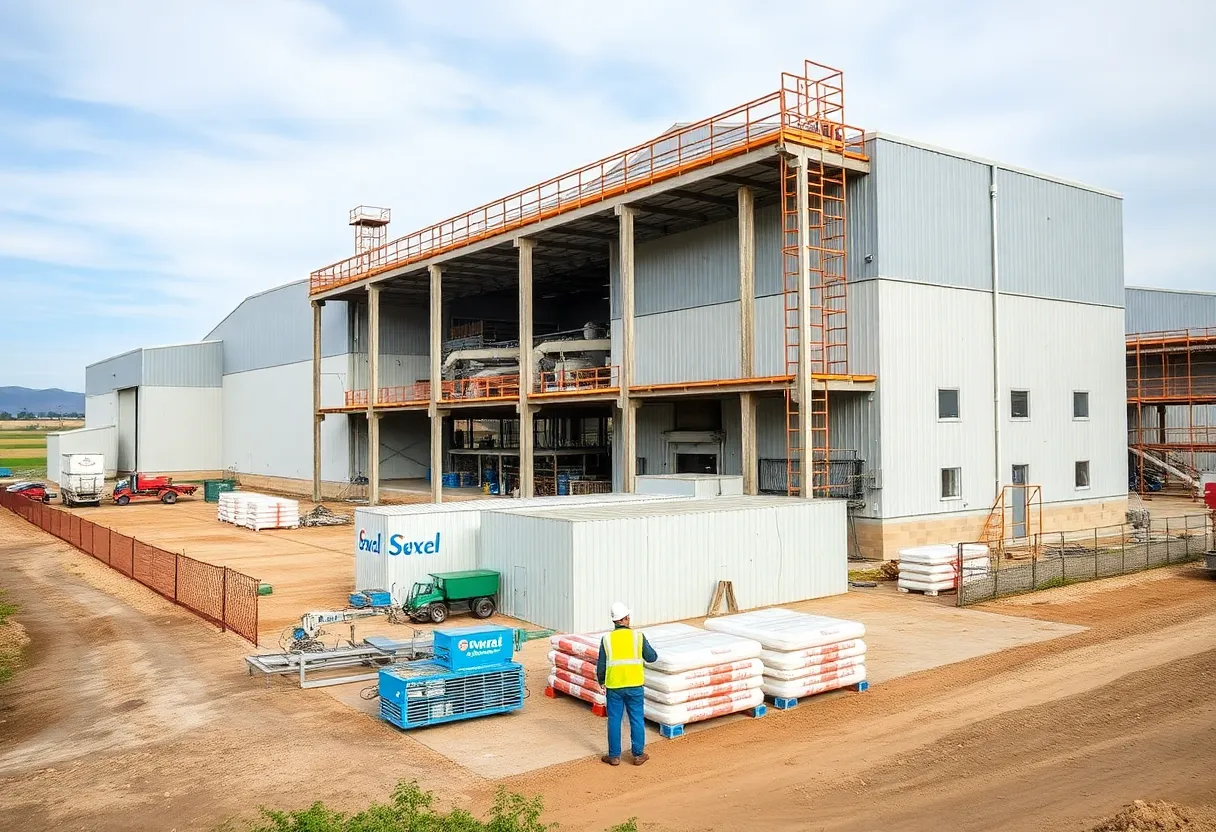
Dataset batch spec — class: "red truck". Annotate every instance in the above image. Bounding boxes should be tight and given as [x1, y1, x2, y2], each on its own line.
[112, 474, 198, 506]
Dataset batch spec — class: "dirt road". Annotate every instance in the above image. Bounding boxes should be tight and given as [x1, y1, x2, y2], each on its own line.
[1, 506, 1215, 831]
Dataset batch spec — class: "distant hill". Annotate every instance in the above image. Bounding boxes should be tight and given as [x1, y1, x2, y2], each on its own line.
[0, 387, 85, 416]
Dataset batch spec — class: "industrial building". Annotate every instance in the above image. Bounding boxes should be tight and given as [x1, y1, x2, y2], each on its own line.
[78, 62, 1138, 558]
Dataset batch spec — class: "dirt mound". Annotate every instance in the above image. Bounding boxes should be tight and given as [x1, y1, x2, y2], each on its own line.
[1092, 801, 1216, 832]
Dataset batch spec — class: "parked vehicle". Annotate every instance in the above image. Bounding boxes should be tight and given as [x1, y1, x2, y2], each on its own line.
[5, 481, 57, 502]
[112, 473, 198, 505]
[404, 570, 501, 624]
[60, 453, 105, 507]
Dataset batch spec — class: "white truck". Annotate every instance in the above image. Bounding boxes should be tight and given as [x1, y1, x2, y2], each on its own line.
[60, 453, 105, 507]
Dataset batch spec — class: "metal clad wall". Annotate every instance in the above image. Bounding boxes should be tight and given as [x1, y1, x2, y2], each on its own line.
[636, 403, 674, 475]
[86, 349, 142, 395]
[753, 294, 785, 377]
[85, 392, 116, 428]
[635, 303, 741, 384]
[351, 300, 429, 355]
[997, 168, 1123, 307]
[751, 204, 784, 298]
[46, 427, 118, 481]
[1126, 287, 1216, 333]
[377, 411, 431, 479]
[846, 138, 881, 284]
[136, 387, 223, 471]
[141, 342, 223, 387]
[206, 280, 349, 374]
[873, 138, 993, 291]
[480, 512, 574, 629]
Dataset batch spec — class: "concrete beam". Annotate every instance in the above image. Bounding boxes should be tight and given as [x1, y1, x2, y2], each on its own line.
[429, 264, 443, 504]
[366, 285, 381, 505]
[738, 186, 756, 378]
[516, 237, 536, 498]
[741, 392, 758, 495]
[312, 300, 323, 503]
[793, 151, 814, 499]
[616, 204, 638, 492]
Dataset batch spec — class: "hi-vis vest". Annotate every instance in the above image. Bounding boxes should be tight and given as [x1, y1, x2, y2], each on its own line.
[602, 628, 645, 689]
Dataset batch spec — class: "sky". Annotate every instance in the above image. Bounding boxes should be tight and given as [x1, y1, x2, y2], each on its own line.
[1, 0, 1213, 391]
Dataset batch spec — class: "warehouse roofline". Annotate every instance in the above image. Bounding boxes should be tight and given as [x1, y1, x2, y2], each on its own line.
[84, 340, 223, 370]
[204, 278, 310, 341]
[865, 132, 1122, 199]
[1126, 284, 1216, 297]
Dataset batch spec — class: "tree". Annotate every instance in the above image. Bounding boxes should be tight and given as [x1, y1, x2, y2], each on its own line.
[0, 412, 11, 421]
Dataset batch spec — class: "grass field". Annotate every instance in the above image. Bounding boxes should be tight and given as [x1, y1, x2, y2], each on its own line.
[0, 431, 49, 475]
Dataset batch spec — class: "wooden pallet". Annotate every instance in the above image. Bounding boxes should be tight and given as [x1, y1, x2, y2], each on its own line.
[707, 580, 739, 616]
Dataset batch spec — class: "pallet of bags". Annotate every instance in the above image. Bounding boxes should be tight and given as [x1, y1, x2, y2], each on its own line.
[897, 544, 989, 596]
[703, 608, 869, 710]
[240, 495, 300, 531]
[639, 623, 766, 738]
[545, 632, 608, 715]
[217, 491, 242, 524]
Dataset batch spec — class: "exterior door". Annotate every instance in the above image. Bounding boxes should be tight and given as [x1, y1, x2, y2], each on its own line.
[1011, 465, 1029, 539]
[512, 565, 527, 621]
[675, 453, 718, 474]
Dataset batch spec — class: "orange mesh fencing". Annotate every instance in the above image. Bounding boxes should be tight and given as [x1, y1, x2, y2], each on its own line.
[175, 555, 225, 628]
[110, 532, 134, 577]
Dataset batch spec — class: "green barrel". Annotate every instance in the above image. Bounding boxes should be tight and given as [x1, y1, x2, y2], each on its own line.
[203, 479, 238, 502]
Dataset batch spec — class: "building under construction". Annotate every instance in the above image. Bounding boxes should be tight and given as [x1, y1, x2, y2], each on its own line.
[80, 61, 1131, 558]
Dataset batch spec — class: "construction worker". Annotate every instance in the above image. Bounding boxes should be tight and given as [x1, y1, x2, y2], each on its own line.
[596, 601, 657, 766]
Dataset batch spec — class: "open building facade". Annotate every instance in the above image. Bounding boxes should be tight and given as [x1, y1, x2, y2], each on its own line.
[80, 63, 1134, 558]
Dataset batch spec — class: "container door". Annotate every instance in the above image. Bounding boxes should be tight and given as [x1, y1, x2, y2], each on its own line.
[512, 566, 527, 621]
[1011, 465, 1029, 539]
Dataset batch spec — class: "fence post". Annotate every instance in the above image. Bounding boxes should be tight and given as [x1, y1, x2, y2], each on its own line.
[1031, 534, 1038, 589]
[1060, 532, 1066, 584]
[174, 555, 180, 601]
[955, 543, 963, 607]
[1165, 518, 1171, 565]
[1094, 527, 1099, 579]
[221, 568, 229, 634]
[1121, 523, 1126, 574]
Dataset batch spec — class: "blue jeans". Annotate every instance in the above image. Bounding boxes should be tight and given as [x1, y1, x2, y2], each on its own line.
[605, 686, 646, 758]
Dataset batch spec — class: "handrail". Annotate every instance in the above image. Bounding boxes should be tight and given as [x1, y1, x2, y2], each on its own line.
[310, 61, 865, 295]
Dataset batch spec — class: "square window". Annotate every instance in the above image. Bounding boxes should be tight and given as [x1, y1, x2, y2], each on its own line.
[938, 388, 960, 420]
[1073, 391, 1090, 419]
[941, 467, 961, 500]
[1075, 460, 1090, 489]
[1011, 390, 1030, 419]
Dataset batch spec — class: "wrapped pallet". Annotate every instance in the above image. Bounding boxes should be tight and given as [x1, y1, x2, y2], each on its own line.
[897, 544, 990, 596]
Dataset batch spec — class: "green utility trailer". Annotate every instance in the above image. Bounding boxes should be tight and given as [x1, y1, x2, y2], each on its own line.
[404, 570, 500, 624]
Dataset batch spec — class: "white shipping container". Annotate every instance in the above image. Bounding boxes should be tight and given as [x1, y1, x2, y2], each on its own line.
[61, 453, 105, 476]
[479, 495, 848, 633]
[634, 474, 744, 498]
[354, 493, 685, 603]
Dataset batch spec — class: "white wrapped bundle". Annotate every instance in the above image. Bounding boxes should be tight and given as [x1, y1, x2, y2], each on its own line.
[547, 673, 605, 706]
[548, 650, 599, 682]
[549, 632, 605, 660]
[551, 667, 604, 694]
[761, 664, 867, 700]
[898, 544, 988, 565]
[640, 622, 761, 673]
[759, 640, 866, 672]
[704, 609, 865, 652]
[644, 659, 764, 693]
[644, 687, 764, 727]
[239, 495, 299, 531]
[761, 654, 865, 681]
[643, 675, 762, 705]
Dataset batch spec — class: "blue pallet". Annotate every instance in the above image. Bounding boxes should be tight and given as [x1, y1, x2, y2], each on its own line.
[350, 589, 393, 608]
[378, 659, 524, 730]
[658, 704, 767, 739]
[770, 680, 869, 711]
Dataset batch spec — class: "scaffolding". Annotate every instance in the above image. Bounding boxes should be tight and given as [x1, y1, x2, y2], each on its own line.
[1127, 327, 1216, 495]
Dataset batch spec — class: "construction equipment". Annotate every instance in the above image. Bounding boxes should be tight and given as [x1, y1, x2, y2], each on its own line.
[5, 481, 56, 502]
[112, 473, 198, 505]
[404, 570, 500, 624]
[60, 453, 105, 507]
[245, 632, 434, 689]
[286, 607, 391, 652]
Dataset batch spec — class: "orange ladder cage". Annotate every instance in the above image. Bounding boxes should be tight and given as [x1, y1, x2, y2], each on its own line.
[779, 61, 849, 497]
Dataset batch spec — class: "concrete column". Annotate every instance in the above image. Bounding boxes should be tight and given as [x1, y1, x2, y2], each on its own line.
[515, 238, 535, 498]
[429, 265, 443, 503]
[312, 300, 323, 503]
[793, 152, 814, 499]
[615, 205, 638, 491]
[740, 392, 758, 495]
[366, 284, 381, 506]
[738, 186, 756, 378]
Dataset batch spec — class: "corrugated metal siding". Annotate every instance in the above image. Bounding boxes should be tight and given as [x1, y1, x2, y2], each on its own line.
[752, 204, 783, 298]
[46, 426, 119, 483]
[86, 349, 142, 395]
[635, 303, 740, 384]
[141, 342, 223, 387]
[636, 402, 674, 475]
[846, 139, 881, 284]
[480, 512, 574, 629]
[350, 354, 431, 390]
[754, 294, 785, 377]
[1126, 287, 1216, 333]
[136, 386, 222, 471]
[85, 392, 116, 429]
[351, 299, 429, 356]
[206, 280, 350, 374]
[377, 411, 430, 479]
[997, 168, 1123, 307]
[873, 139, 993, 291]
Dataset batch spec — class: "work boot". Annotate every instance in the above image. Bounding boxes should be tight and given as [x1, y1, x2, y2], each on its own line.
[632, 753, 650, 766]
[601, 755, 620, 766]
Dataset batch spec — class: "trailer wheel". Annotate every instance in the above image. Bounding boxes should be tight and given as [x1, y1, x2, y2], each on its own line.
[63, 496, 73, 508]
[116, 495, 130, 506]
[472, 597, 496, 619]
[428, 603, 448, 624]
[161, 491, 177, 505]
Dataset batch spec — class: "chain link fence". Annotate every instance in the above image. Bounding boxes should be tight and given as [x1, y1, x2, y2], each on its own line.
[958, 513, 1213, 606]
[0, 489, 259, 644]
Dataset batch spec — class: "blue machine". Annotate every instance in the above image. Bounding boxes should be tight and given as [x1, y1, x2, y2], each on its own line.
[349, 589, 393, 608]
[432, 625, 514, 671]
[378, 660, 524, 729]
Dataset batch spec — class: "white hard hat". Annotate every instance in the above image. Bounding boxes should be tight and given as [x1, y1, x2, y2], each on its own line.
[610, 601, 632, 622]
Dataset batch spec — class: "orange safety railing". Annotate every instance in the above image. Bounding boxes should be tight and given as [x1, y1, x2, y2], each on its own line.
[442, 374, 520, 402]
[379, 383, 431, 405]
[533, 365, 619, 394]
[310, 61, 866, 294]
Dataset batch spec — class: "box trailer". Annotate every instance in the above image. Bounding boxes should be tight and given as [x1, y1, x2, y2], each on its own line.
[60, 453, 105, 507]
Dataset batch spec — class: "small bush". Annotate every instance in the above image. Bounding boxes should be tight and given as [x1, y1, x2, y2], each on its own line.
[243, 781, 638, 832]
[0, 590, 16, 626]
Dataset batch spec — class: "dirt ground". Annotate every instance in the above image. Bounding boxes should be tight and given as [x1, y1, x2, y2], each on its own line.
[1, 506, 1215, 831]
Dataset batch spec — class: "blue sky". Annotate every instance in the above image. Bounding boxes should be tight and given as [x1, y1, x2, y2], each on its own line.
[1, 0, 1212, 391]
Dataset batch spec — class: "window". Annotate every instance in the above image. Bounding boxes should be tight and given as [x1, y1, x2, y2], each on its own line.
[938, 388, 960, 420]
[1073, 391, 1090, 419]
[1075, 460, 1090, 489]
[1010, 390, 1030, 419]
[941, 467, 961, 500]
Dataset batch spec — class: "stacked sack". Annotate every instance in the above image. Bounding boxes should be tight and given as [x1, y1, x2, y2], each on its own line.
[547, 632, 608, 714]
[640, 623, 764, 727]
[705, 608, 867, 702]
[897, 543, 989, 596]
[217, 491, 300, 531]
